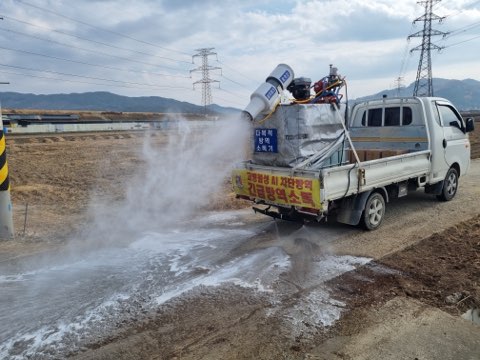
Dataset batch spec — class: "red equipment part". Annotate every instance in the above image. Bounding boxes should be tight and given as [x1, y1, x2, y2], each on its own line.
[313, 80, 324, 94]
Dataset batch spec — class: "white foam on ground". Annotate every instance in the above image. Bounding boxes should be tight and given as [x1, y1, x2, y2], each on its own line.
[155, 246, 291, 304]
[273, 254, 371, 337]
[0, 258, 93, 283]
[0, 291, 132, 360]
[130, 227, 254, 254]
[130, 227, 255, 277]
[286, 288, 345, 336]
[309, 255, 371, 284]
[0, 208, 370, 359]
[0, 246, 291, 359]
[0, 223, 271, 359]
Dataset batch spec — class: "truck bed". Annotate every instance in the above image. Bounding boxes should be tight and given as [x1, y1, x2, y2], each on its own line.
[322, 150, 431, 201]
[232, 150, 432, 211]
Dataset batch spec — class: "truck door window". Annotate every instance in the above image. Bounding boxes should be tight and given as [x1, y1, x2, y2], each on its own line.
[437, 104, 463, 130]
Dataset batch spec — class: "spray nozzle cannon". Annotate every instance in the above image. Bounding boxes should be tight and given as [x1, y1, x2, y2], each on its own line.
[242, 64, 294, 121]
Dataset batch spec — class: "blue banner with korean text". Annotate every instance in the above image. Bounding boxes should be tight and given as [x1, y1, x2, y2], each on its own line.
[254, 128, 278, 153]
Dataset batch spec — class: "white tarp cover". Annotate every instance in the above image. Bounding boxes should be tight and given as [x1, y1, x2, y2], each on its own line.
[252, 103, 346, 168]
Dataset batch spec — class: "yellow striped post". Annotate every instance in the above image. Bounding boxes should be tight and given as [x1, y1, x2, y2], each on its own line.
[0, 108, 14, 239]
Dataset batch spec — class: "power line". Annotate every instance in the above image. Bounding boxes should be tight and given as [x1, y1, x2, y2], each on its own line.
[210, 93, 245, 108]
[0, 27, 191, 75]
[443, 33, 480, 47]
[220, 74, 251, 90]
[216, 59, 257, 84]
[1, 15, 192, 67]
[398, 40, 412, 80]
[0, 45, 194, 80]
[217, 86, 246, 99]
[442, 20, 480, 39]
[211, 88, 246, 107]
[398, 21, 416, 80]
[0, 16, 7, 86]
[0, 63, 192, 90]
[0, 69, 193, 91]
[431, 20, 480, 49]
[13, 0, 192, 57]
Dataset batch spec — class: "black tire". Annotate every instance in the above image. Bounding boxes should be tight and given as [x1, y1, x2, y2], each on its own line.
[437, 167, 458, 201]
[362, 192, 385, 230]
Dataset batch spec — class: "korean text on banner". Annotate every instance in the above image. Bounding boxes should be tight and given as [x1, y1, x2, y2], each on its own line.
[232, 169, 322, 210]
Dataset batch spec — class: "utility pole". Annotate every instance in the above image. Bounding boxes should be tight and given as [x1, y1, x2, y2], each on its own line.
[0, 14, 13, 239]
[0, 94, 14, 239]
[191, 48, 221, 114]
[408, 0, 446, 97]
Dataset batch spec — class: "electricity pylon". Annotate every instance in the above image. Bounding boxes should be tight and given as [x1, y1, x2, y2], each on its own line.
[408, 0, 446, 97]
[191, 48, 221, 113]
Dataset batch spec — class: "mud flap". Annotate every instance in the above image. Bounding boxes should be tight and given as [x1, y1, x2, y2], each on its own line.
[336, 188, 390, 226]
[425, 181, 444, 195]
[335, 192, 370, 226]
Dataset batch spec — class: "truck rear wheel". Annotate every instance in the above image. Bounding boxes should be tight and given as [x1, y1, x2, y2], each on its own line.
[437, 167, 458, 201]
[362, 192, 385, 230]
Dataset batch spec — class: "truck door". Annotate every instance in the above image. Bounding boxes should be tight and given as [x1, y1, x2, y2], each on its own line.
[435, 101, 469, 173]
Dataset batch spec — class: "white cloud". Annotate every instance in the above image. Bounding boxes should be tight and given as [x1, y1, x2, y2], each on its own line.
[0, 0, 479, 108]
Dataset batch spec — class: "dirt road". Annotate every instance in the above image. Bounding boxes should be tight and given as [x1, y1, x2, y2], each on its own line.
[1, 128, 479, 359]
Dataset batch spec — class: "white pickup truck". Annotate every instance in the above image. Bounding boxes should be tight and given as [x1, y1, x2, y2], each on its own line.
[232, 95, 475, 230]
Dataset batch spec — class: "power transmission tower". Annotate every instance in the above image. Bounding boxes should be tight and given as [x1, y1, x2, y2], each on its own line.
[395, 76, 404, 96]
[408, 0, 446, 97]
[191, 48, 221, 113]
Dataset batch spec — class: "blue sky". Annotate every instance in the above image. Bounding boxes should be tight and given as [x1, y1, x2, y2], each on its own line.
[0, 0, 479, 108]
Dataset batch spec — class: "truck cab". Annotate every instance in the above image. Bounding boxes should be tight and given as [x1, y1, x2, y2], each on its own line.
[349, 97, 473, 201]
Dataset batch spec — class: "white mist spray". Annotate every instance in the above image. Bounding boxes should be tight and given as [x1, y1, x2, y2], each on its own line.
[87, 115, 251, 243]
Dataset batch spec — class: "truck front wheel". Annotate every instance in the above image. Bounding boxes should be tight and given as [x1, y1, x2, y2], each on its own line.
[437, 167, 458, 201]
[362, 192, 385, 230]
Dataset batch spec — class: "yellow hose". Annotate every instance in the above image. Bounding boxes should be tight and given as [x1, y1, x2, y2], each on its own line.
[255, 100, 281, 125]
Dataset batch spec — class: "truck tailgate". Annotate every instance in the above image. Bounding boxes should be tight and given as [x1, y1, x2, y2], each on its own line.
[232, 166, 323, 210]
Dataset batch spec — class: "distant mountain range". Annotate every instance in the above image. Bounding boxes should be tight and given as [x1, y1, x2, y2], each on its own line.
[356, 78, 480, 110]
[0, 91, 240, 114]
[1, 78, 479, 113]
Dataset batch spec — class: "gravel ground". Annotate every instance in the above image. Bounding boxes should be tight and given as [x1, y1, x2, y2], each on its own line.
[1, 126, 479, 359]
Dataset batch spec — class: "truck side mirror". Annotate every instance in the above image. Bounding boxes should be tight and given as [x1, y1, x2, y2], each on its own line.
[465, 117, 475, 133]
